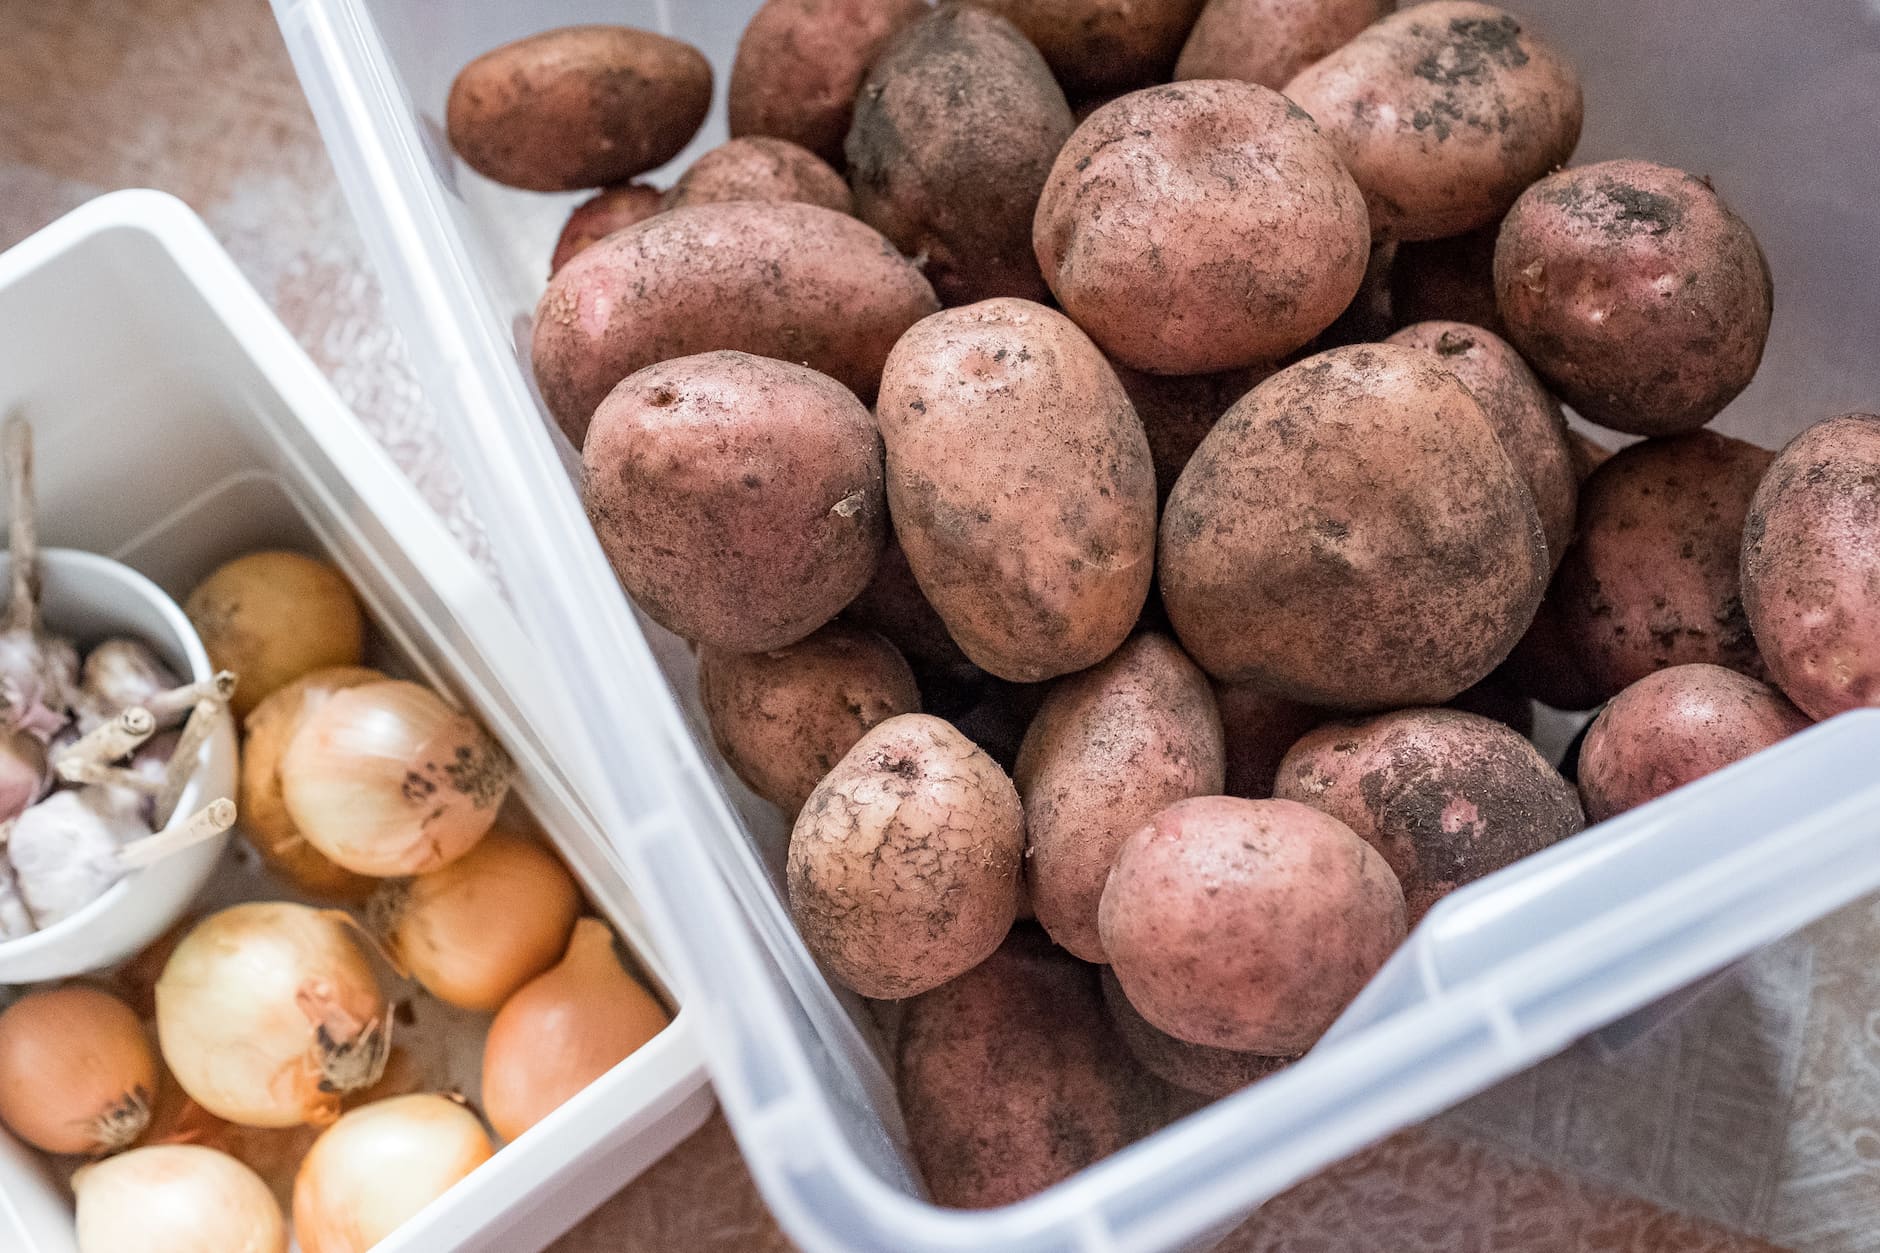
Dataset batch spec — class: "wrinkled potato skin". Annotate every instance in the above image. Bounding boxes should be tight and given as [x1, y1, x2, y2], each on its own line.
[974, 0, 1206, 96]
[1214, 681, 1325, 799]
[1160, 344, 1547, 707]
[1388, 321, 1576, 567]
[582, 352, 886, 653]
[1552, 431, 1772, 702]
[1114, 364, 1271, 502]
[1494, 160, 1773, 435]
[1034, 81, 1370, 374]
[446, 26, 711, 192]
[1100, 968, 1291, 1098]
[698, 622, 921, 813]
[1100, 796, 1404, 1052]
[847, 6, 1074, 306]
[1742, 414, 1880, 720]
[729, 0, 929, 167]
[1578, 665, 1810, 822]
[1285, 2, 1581, 243]
[549, 183, 663, 275]
[534, 201, 938, 444]
[662, 137, 853, 214]
[787, 715, 1023, 999]
[1177, 0, 1391, 89]
[877, 299, 1157, 682]
[898, 928, 1167, 1208]
[1016, 634, 1225, 962]
[1275, 709, 1583, 925]
[1391, 225, 1505, 336]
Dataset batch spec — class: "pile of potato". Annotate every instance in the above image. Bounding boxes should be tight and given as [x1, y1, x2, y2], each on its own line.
[447, 0, 1880, 1210]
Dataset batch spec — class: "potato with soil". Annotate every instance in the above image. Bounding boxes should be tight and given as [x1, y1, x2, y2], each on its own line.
[972, 0, 1206, 97]
[876, 299, 1156, 682]
[1034, 81, 1370, 374]
[1215, 682, 1325, 799]
[1160, 344, 1547, 707]
[788, 714, 1023, 998]
[846, 6, 1074, 306]
[729, 0, 930, 167]
[898, 928, 1166, 1208]
[1391, 225, 1505, 336]
[661, 137, 853, 214]
[1115, 365, 1272, 502]
[534, 201, 938, 444]
[844, 540, 973, 676]
[446, 26, 711, 192]
[1494, 160, 1773, 436]
[1275, 708, 1583, 926]
[1388, 320, 1576, 567]
[582, 351, 886, 653]
[1742, 413, 1880, 719]
[1101, 796, 1403, 1052]
[698, 623, 921, 814]
[1284, 2, 1581, 243]
[1578, 664, 1810, 822]
[1015, 634, 1225, 962]
[1177, 0, 1390, 88]
[1551, 430, 1772, 702]
[1100, 968, 1290, 1098]
[549, 184, 663, 275]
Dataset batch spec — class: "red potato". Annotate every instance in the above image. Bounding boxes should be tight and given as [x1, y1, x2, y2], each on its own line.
[549, 184, 663, 275]
[1390, 224, 1506, 336]
[1034, 81, 1370, 374]
[972, 0, 1207, 97]
[1099, 796, 1405, 1053]
[844, 539, 973, 675]
[944, 671, 1050, 775]
[1176, 0, 1393, 89]
[1214, 681, 1325, 799]
[1016, 634, 1225, 962]
[1447, 667, 1534, 738]
[660, 137, 853, 214]
[1499, 428, 1612, 710]
[1100, 967, 1291, 1098]
[1275, 708, 1583, 926]
[1741, 413, 1880, 719]
[1577, 664, 1811, 822]
[1310, 239, 1400, 351]
[1114, 364, 1272, 503]
[1494, 160, 1774, 436]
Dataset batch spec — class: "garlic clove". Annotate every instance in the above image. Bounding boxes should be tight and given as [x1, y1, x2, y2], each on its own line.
[7, 787, 149, 928]
[75, 637, 179, 731]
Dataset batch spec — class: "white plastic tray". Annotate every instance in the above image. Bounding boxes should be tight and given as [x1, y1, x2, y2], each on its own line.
[0, 191, 713, 1253]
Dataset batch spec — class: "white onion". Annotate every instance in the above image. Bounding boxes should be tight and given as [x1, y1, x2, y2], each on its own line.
[292, 1094, 494, 1253]
[75, 1144, 286, 1253]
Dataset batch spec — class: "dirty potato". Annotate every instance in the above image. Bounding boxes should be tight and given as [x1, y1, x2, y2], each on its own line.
[1100, 967, 1291, 1098]
[549, 183, 663, 275]
[661, 137, 853, 213]
[975, 0, 1208, 97]
[1177, 0, 1391, 89]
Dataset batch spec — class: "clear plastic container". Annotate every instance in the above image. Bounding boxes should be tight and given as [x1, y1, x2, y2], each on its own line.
[0, 191, 714, 1253]
[267, 1, 1880, 1249]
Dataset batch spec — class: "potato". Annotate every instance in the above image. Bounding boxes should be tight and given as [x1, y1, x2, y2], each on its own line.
[1284, 2, 1582, 243]
[1391, 225, 1505, 336]
[971, 0, 1206, 97]
[1578, 665, 1811, 822]
[697, 622, 921, 813]
[1551, 431, 1772, 702]
[1275, 708, 1583, 925]
[582, 351, 886, 653]
[661, 137, 852, 214]
[1568, 429, 1612, 482]
[729, 0, 929, 167]
[1034, 81, 1370, 374]
[1742, 414, 1880, 720]
[1311, 239, 1399, 351]
[1016, 634, 1225, 961]
[876, 299, 1157, 682]
[1114, 364, 1270, 503]
[945, 672, 1050, 774]
[534, 201, 938, 443]
[1215, 682, 1325, 799]
[446, 26, 711, 192]
[1447, 667, 1534, 738]
[844, 539, 972, 675]
[184, 551, 366, 720]
[898, 928, 1166, 1208]
[1494, 160, 1773, 436]
[1387, 321, 1576, 567]
[549, 184, 662, 275]
[1499, 427, 1611, 709]
[1160, 344, 1548, 707]
[1100, 968, 1290, 1098]
[846, 6, 1074, 306]
[787, 714, 1023, 999]
[1176, 0, 1390, 89]
[1100, 796, 1403, 1052]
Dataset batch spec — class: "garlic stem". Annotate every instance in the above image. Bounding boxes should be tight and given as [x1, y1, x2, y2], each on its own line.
[56, 708, 155, 778]
[155, 698, 221, 828]
[3, 415, 38, 636]
[118, 798, 236, 870]
[145, 672, 238, 727]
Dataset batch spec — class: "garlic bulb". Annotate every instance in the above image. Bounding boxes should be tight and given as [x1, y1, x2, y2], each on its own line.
[292, 1094, 493, 1253]
[0, 860, 31, 939]
[0, 984, 156, 1154]
[74, 1145, 287, 1253]
[7, 787, 149, 927]
[0, 726, 48, 823]
[0, 416, 78, 741]
[76, 637, 179, 730]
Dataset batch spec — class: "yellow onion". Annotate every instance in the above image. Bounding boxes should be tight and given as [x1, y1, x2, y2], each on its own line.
[0, 984, 156, 1154]
[292, 1094, 493, 1253]
[367, 827, 580, 1012]
[281, 680, 512, 877]
[184, 550, 365, 720]
[155, 902, 389, 1128]
[483, 918, 670, 1141]
[238, 665, 386, 900]
[75, 1144, 285, 1253]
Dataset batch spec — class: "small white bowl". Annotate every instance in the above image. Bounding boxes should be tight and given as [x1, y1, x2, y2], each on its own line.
[0, 548, 237, 983]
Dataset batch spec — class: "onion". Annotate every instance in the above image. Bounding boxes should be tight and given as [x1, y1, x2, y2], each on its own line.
[183, 550, 365, 719]
[74, 1144, 286, 1253]
[6, 787, 149, 927]
[76, 637, 179, 729]
[238, 666, 385, 900]
[281, 680, 512, 877]
[155, 902, 389, 1128]
[0, 984, 156, 1154]
[367, 828, 580, 1011]
[292, 1093, 493, 1253]
[482, 917, 670, 1141]
[0, 417, 78, 741]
